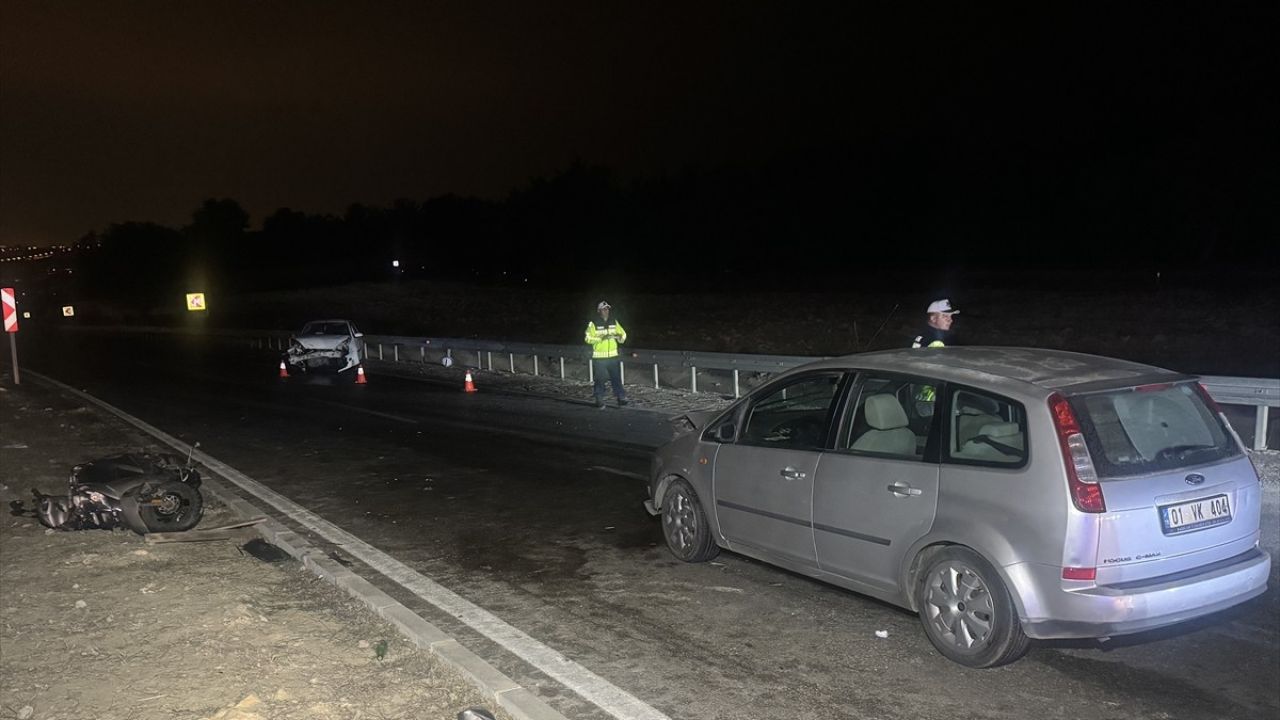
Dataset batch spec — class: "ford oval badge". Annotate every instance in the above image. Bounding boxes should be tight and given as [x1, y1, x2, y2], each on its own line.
[1185, 473, 1206, 485]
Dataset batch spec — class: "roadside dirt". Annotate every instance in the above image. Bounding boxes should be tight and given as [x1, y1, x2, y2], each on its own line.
[0, 380, 512, 720]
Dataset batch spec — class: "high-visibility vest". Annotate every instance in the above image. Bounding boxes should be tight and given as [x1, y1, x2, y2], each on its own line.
[585, 319, 627, 359]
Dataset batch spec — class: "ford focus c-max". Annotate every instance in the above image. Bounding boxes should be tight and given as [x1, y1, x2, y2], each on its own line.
[646, 347, 1270, 667]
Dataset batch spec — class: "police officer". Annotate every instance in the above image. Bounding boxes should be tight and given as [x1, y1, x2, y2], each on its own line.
[910, 298, 958, 409]
[585, 301, 629, 408]
[911, 298, 959, 349]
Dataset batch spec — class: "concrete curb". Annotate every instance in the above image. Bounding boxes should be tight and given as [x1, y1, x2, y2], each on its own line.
[198, 474, 569, 720]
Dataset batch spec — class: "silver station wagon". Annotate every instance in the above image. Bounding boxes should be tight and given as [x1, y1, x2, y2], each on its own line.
[645, 347, 1270, 667]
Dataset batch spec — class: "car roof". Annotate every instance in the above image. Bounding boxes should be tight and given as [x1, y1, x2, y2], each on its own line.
[302, 319, 352, 327]
[807, 347, 1193, 395]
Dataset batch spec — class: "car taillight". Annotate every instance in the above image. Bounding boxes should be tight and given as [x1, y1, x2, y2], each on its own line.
[1048, 393, 1105, 513]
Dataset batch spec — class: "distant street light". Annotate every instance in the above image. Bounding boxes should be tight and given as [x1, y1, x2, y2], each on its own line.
[391, 260, 400, 268]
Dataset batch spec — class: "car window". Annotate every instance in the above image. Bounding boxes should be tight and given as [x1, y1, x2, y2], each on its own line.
[302, 322, 347, 335]
[840, 374, 936, 461]
[945, 388, 1028, 467]
[1069, 382, 1237, 478]
[737, 373, 843, 450]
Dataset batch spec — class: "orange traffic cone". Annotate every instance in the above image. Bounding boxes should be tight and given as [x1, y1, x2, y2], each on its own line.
[463, 369, 477, 393]
[355, 365, 368, 384]
[278, 360, 290, 378]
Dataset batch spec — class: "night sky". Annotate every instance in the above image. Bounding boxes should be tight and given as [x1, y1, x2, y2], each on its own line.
[2, 2, 1275, 256]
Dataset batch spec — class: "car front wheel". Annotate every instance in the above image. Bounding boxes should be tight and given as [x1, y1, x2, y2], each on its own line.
[916, 546, 1030, 668]
[661, 479, 719, 562]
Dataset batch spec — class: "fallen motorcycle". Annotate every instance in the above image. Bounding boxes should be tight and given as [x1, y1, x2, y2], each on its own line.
[23, 446, 205, 534]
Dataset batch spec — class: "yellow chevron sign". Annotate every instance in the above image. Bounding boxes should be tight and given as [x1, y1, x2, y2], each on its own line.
[186, 293, 207, 312]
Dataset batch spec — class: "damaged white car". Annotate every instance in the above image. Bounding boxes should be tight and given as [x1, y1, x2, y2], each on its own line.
[285, 319, 365, 374]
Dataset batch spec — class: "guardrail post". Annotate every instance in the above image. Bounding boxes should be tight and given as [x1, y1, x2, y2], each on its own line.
[378, 344, 384, 360]
[394, 345, 399, 362]
[487, 351, 493, 371]
[1255, 407, 1269, 452]
[533, 355, 539, 376]
[509, 353, 515, 373]
[589, 359, 594, 384]
[734, 369, 740, 398]
[559, 357, 565, 380]
[691, 366, 698, 393]
[420, 346, 425, 362]
[620, 362, 626, 386]
[653, 363, 659, 389]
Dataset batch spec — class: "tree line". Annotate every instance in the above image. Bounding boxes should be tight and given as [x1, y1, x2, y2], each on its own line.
[48, 151, 1277, 317]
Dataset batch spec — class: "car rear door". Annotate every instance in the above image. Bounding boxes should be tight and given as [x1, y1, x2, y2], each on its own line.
[813, 373, 941, 593]
[713, 371, 846, 568]
[1069, 382, 1263, 583]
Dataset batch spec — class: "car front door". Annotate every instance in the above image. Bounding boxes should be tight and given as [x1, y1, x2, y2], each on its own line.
[813, 373, 941, 594]
[713, 372, 846, 569]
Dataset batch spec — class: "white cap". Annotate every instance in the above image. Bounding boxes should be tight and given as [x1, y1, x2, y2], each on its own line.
[597, 301, 611, 311]
[926, 298, 958, 314]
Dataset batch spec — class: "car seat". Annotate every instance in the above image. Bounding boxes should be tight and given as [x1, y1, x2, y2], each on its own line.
[957, 422, 1025, 461]
[851, 394, 918, 456]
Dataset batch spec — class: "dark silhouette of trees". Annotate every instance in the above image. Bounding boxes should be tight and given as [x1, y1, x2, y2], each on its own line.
[55, 153, 1278, 321]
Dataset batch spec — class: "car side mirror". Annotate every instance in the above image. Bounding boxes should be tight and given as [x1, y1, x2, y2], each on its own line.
[715, 423, 737, 443]
[354, 332, 364, 338]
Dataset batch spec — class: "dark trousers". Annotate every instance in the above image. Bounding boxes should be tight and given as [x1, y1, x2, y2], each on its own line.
[592, 357, 625, 402]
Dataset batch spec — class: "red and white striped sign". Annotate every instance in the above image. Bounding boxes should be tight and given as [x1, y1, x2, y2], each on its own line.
[2, 287, 16, 333]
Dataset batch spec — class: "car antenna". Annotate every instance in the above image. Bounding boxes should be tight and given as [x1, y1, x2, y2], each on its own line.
[860, 302, 899, 351]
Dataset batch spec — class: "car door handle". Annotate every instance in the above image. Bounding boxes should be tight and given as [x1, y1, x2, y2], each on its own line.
[780, 467, 807, 480]
[886, 482, 922, 497]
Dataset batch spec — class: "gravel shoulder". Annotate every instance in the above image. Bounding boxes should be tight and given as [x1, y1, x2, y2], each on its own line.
[0, 380, 511, 720]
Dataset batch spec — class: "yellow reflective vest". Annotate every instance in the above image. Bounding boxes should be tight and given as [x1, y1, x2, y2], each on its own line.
[585, 318, 627, 359]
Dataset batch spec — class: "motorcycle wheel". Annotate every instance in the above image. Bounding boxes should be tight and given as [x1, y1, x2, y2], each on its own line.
[125, 480, 204, 533]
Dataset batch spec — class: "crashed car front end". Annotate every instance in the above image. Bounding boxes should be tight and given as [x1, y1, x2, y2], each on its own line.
[286, 335, 361, 373]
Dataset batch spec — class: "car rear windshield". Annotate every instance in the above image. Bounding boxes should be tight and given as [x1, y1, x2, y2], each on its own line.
[1069, 382, 1238, 479]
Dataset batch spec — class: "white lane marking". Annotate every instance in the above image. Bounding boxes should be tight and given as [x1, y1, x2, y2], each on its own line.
[588, 465, 646, 480]
[312, 398, 418, 424]
[30, 371, 671, 720]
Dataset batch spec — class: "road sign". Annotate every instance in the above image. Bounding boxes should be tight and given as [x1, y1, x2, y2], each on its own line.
[2, 287, 17, 385]
[186, 293, 207, 312]
[2, 287, 16, 333]
[62, 306, 75, 317]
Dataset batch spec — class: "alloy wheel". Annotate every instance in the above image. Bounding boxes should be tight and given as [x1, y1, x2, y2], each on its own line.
[922, 560, 996, 654]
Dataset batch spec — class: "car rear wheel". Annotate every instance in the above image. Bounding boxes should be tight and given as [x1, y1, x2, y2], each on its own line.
[916, 547, 1030, 668]
[661, 479, 719, 562]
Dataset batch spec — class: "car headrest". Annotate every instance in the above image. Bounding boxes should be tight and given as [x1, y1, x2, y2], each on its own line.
[865, 394, 909, 430]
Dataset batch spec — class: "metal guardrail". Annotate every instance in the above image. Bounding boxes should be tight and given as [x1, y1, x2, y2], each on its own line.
[258, 332, 1280, 452]
[63, 326, 1280, 451]
[1200, 375, 1280, 452]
